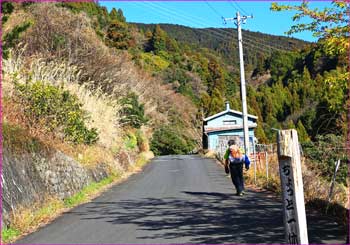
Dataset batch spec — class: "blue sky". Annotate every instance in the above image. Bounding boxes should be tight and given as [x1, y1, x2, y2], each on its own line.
[100, 1, 333, 42]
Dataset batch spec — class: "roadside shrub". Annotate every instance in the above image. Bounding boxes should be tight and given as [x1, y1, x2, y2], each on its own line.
[302, 134, 348, 186]
[124, 132, 137, 150]
[120, 92, 149, 129]
[3, 22, 31, 59]
[14, 81, 98, 144]
[1, 227, 20, 243]
[140, 52, 170, 72]
[150, 125, 194, 155]
[3, 122, 43, 153]
[136, 129, 149, 152]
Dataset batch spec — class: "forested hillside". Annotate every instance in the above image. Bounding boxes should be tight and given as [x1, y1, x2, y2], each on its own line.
[135, 23, 309, 67]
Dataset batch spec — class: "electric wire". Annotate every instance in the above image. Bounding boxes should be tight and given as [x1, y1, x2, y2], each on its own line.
[229, 0, 249, 16]
[140, 1, 232, 41]
[205, 1, 223, 19]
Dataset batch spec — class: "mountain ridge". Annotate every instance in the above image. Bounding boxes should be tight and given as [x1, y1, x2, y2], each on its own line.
[133, 22, 310, 66]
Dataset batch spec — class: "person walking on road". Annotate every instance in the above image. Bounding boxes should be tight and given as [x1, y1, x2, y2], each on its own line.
[224, 139, 250, 196]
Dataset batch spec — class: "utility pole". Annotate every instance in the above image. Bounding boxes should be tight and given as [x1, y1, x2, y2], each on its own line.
[224, 12, 253, 155]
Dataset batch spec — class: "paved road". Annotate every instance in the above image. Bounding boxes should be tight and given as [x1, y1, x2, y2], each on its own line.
[17, 155, 347, 244]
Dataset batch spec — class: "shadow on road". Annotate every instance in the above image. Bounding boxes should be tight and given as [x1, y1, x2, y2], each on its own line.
[70, 190, 285, 244]
[67, 188, 347, 244]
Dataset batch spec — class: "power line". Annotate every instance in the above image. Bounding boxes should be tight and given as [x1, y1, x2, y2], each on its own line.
[205, 1, 223, 19]
[229, 1, 249, 16]
[140, 2, 232, 40]
[138, 2, 232, 43]
[227, 1, 239, 13]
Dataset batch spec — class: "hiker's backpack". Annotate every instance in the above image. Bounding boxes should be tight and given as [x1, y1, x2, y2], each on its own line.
[230, 148, 242, 159]
[229, 146, 243, 164]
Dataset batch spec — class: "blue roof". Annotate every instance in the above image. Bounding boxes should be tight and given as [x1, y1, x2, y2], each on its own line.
[204, 109, 258, 122]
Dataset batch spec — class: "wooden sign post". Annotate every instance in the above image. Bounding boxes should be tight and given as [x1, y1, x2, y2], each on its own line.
[277, 129, 308, 244]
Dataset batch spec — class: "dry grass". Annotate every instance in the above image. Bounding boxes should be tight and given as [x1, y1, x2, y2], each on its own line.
[2, 121, 46, 155]
[2, 98, 54, 155]
[73, 145, 116, 168]
[3, 196, 65, 243]
[2, 9, 33, 35]
[2, 48, 154, 168]
[3, 49, 122, 151]
[245, 154, 281, 194]
[245, 152, 348, 212]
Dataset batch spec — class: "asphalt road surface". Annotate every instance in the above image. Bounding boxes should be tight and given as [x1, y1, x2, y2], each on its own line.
[16, 155, 347, 244]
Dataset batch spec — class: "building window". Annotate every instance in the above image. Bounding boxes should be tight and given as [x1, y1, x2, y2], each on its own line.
[223, 120, 237, 125]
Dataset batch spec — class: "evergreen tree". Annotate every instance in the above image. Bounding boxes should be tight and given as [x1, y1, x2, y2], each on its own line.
[200, 92, 211, 116]
[120, 93, 149, 129]
[109, 8, 118, 20]
[286, 120, 295, 129]
[117, 9, 126, 22]
[255, 123, 268, 144]
[1, 1, 14, 25]
[207, 59, 225, 96]
[106, 20, 132, 49]
[251, 52, 265, 78]
[208, 88, 224, 115]
[296, 120, 310, 143]
[150, 25, 167, 54]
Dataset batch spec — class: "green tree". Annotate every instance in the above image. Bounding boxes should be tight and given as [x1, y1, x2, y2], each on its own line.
[1, 1, 14, 24]
[117, 9, 126, 22]
[150, 25, 167, 54]
[271, 1, 349, 56]
[271, 2, 349, 137]
[150, 125, 194, 155]
[200, 92, 211, 116]
[251, 52, 266, 78]
[285, 120, 295, 129]
[106, 20, 132, 49]
[296, 120, 310, 143]
[165, 36, 179, 53]
[208, 88, 224, 115]
[266, 51, 298, 84]
[110, 8, 126, 22]
[1, 1, 14, 15]
[255, 123, 268, 144]
[110, 8, 117, 19]
[120, 92, 149, 129]
[207, 59, 225, 95]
